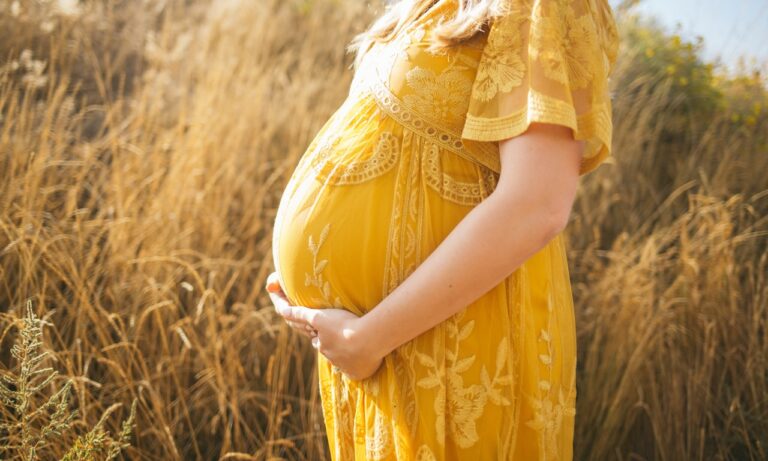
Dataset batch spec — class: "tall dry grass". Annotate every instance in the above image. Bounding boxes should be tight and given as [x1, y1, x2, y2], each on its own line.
[0, 0, 766, 460]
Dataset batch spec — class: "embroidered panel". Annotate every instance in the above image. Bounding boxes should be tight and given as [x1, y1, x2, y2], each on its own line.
[309, 131, 400, 186]
[422, 142, 498, 206]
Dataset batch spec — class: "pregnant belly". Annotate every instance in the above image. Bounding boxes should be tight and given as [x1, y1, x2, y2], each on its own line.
[272, 170, 396, 316]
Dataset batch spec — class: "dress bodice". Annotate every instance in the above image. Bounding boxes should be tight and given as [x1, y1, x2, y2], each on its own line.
[348, 3, 502, 175]
[361, 13, 486, 132]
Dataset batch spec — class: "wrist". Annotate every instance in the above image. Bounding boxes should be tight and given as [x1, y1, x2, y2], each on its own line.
[351, 311, 396, 361]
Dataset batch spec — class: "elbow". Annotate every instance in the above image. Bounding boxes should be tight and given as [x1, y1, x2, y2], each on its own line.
[529, 195, 573, 243]
[543, 206, 571, 240]
[490, 188, 572, 244]
[539, 185, 577, 240]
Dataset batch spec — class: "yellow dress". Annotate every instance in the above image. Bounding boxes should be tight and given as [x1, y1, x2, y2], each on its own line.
[271, 0, 619, 459]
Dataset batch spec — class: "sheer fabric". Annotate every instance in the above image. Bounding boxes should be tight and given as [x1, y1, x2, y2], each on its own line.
[461, 0, 619, 176]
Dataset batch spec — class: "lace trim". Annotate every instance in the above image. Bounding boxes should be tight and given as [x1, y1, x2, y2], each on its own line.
[462, 89, 611, 137]
[309, 131, 400, 185]
[462, 88, 613, 175]
[367, 75, 502, 175]
[422, 142, 498, 206]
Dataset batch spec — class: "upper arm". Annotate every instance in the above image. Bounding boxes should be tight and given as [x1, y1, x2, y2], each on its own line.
[492, 122, 585, 232]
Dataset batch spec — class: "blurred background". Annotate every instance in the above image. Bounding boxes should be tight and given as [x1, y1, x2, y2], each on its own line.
[0, 0, 766, 459]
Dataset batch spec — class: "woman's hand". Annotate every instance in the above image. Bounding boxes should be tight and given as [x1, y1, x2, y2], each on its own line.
[265, 271, 385, 381]
[279, 305, 385, 381]
[266, 271, 317, 339]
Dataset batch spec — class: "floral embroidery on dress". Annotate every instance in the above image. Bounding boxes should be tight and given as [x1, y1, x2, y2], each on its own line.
[365, 405, 395, 460]
[471, 0, 604, 103]
[522, 284, 577, 460]
[304, 222, 343, 307]
[371, 22, 427, 84]
[469, 7, 527, 102]
[529, 0, 601, 89]
[414, 310, 513, 448]
[415, 444, 437, 461]
[403, 65, 473, 120]
[524, 368, 577, 460]
[322, 357, 357, 461]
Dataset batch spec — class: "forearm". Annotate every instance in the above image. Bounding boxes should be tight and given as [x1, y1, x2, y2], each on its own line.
[356, 189, 562, 359]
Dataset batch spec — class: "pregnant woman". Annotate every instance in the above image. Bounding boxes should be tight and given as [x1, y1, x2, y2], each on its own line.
[267, 0, 619, 458]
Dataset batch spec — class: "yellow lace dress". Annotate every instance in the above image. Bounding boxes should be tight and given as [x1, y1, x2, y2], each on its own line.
[271, 0, 619, 459]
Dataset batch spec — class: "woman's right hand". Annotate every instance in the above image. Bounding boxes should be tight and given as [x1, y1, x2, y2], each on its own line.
[265, 271, 317, 339]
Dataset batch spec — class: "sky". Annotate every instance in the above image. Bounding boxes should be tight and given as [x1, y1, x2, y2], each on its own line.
[609, 0, 768, 77]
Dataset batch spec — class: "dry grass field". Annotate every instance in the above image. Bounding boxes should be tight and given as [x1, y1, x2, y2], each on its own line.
[0, 0, 766, 460]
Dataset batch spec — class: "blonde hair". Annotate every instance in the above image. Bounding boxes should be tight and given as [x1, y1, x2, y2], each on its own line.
[347, 0, 510, 70]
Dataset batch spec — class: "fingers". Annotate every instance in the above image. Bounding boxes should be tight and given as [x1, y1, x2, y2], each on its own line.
[267, 289, 290, 315]
[288, 320, 314, 333]
[287, 319, 317, 338]
[285, 318, 312, 331]
[266, 271, 279, 289]
[266, 274, 293, 317]
[266, 271, 285, 294]
[266, 272, 292, 309]
[281, 305, 319, 329]
[266, 272, 320, 337]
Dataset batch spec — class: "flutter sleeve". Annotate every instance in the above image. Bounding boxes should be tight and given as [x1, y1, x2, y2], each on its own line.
[461, 0, 620, 176]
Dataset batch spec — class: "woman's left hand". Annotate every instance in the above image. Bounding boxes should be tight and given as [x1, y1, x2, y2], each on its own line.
[276, 304, 385, 381]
